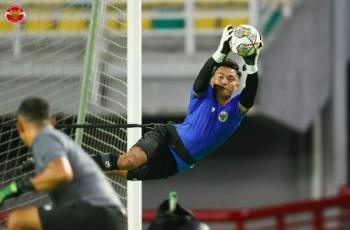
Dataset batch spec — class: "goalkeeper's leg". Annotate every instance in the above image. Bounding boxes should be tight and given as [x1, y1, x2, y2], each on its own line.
[94, 150, 178, 181]
[92, 124, 176, 180]
[93, 124, 171, 172]
[92, 146, 148, 172]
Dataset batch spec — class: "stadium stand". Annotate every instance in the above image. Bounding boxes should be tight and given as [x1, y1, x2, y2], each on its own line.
[0, 0, 250, 33]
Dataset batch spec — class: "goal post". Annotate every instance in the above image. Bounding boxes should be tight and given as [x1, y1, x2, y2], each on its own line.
[127, 0, 143, 229]
[75, 0, 100, 145]
[75, 0, 143, 228]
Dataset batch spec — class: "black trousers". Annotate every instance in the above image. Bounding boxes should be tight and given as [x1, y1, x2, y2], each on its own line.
[39, 202, 125, 230]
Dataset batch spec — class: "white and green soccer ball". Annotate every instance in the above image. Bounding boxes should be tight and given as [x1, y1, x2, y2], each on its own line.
[230, 24, 262, 57]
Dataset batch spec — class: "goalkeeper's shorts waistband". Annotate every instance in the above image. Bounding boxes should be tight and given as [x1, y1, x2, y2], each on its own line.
[164, 122, 196, 166]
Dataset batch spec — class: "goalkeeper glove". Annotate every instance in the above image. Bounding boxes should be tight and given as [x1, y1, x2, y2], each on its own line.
[0, 177, 35, 206]
[242, 35, 263, 74]
[91, 152, 120, 171]
[212, 25, 234, 63]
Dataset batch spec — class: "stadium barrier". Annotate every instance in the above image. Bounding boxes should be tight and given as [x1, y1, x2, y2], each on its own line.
[143, 186, 350, 230]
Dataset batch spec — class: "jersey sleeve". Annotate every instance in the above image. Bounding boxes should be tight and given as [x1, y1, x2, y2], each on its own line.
[32, 134, 67, 170]
[193, 57, 219, 95]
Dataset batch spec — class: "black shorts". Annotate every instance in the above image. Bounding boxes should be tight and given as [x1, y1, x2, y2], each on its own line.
[127, 125, 178, 180]
[39, 202, 125, 230]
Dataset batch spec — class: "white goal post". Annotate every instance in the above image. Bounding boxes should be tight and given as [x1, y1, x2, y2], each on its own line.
[127, 0, 143, 229]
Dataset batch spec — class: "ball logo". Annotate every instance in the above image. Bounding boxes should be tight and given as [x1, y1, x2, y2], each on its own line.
[218, 111, 228, 122]
[4, 5, 25, 24]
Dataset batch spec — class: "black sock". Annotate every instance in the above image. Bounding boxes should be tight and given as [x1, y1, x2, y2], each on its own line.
[92, 152, 119, 170]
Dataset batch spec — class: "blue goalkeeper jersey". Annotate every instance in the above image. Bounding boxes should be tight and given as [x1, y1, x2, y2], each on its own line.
[169, 85, 245, 171]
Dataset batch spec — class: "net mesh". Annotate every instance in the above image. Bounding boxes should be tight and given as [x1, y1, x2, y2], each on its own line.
[80, 0, 128, 211]
[0, 0, 128, 227]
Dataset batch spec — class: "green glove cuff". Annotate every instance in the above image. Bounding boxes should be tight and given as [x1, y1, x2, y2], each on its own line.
[0, 182, 19, 204]
[0, 178, 34, 205]
[4, 182, 18, 196]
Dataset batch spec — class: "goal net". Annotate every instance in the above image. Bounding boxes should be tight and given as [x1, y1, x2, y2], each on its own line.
[0, 0, 130, 228]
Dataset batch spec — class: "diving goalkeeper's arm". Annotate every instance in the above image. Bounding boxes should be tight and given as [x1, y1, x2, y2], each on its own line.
[193, 25, 234, 96]
[238, 38, 263, 113]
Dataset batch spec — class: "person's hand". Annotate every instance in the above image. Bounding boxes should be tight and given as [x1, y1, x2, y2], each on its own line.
[0, 182, 17, 206]
[0, 177, 35, 206]
[242, 35, 263, 74]
[212, 25, 234, 63]
[20, 157, 35, 173]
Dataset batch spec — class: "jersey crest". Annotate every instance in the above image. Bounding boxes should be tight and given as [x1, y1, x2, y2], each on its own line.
[218, 111, 228, 122]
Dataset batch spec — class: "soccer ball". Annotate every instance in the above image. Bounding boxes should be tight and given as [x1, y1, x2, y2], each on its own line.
[230, 24, 262, 57]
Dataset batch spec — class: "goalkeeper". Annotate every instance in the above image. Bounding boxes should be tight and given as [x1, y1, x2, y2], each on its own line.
[94, 25, 262, 180]
[0, 98, 125, 230]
